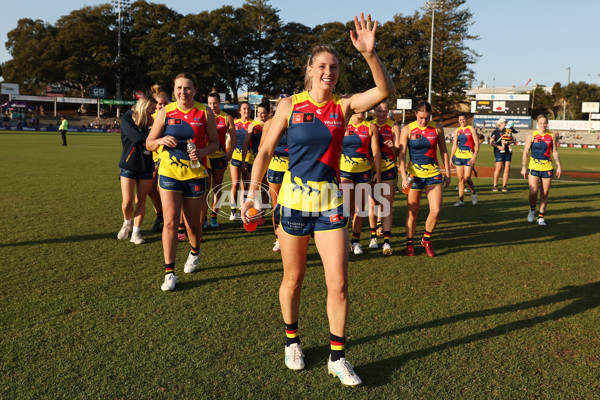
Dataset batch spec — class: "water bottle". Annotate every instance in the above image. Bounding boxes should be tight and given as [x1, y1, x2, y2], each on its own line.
[403, 174, 414, 195]
[187, 140, 201, 169]
[243, 207, 258, 232]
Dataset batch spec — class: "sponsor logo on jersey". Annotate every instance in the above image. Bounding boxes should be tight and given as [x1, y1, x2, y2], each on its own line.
[168, 119, 182, 125]
[293, 113, 315, 123]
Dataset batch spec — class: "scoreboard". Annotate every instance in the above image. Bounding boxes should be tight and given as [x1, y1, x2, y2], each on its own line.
[472, 94, 532, 129]
[471, 94, 530, 115]
[473, 100, 530, 115]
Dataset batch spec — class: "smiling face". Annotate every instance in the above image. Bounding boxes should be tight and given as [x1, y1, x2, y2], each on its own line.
[307, 51, 339, 92]
[458, 115, 467, 127]
[239, 103, 250, 120]
[374, 103, 390, 123]
[257, 106, 268, 122]
[146, 102, 157, 118]
[174, 77, 196, 108]
[208, 96, 220, 115]
[537, 116, 548, 132]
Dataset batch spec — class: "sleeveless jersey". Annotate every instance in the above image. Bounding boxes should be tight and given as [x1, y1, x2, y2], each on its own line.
[340, 119, 372, 173]
[374, 119, 396, 172]
[250, 120, 265, 154]
[208, 111, 228, 159]
[455, 125, 475, 160]
[279, 91, 346, 212]
[157, 102, 209, 180]
[231, 119, 253, 162]
[269, 131, 289, 173]
[407, 120, 441, 178]
[529, 130, 554, 171]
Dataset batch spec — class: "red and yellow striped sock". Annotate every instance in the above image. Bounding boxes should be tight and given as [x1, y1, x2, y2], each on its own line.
[285, 321, 299, 346]
[423, 230, 432, 242]
[330, 333, 345, 361]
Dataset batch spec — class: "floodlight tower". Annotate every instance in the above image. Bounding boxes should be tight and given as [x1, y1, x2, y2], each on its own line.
[424, 1, 443, 105]
[112, 0, 131, 117]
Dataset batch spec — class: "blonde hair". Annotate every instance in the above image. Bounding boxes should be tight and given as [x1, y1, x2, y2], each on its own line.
[304, 45, 339, 91]
[536, 114, 548, 122]
[132, 95, 157, 130]
[151, 84, 169, 103]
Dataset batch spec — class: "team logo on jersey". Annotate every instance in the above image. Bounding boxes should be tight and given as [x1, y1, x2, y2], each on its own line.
[316, 109, 322, 115]
[168, 119, 182, 125]
[329, 113, 338, 119]
[293, 113, 314, 123]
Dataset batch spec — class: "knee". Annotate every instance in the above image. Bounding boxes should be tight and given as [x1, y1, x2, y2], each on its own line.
[281, 276, 303, 293]
[327, 279, 349, 299]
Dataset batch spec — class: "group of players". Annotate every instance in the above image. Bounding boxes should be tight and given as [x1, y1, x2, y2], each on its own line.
[115, 13, 562, 387]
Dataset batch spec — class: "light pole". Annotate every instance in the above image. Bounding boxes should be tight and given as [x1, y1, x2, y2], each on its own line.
[562, 67, 571, 120]
[112, 0, 130, 118]
[425, 1, 443, 105]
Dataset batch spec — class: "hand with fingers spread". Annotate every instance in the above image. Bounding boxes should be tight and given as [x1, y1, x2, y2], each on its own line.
[350, 13, 377, 54]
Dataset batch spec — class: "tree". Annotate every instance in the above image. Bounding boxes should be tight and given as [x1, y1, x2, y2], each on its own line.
[266, 22, 312, 95]
[3, 19, 58, 94]
[241, 0, 281, 94]
[54, 5, 119, 97]
[423, 0, 479, 116]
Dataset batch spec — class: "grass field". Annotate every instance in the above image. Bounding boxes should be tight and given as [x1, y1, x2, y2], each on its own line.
[1, 131, 600, 399]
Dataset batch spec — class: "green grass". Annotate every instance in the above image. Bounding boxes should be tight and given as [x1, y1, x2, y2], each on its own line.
[1, 131, 600, 399]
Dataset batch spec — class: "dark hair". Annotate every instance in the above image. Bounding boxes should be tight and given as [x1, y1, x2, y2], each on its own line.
[207, 92, 220, 101]
[173, 72, 197, 90]
[458, 113, 467, 119]
[415, 101, 432, 113]
[258, 101, 270, 113]
[238, 101, 250, 117]
[304, 45, 340, 91]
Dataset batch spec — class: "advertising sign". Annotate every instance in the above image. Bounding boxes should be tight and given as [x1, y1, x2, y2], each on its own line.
[581, 102, 600, 113]
[101, 99, 136, 106]
[396, 99, 412, 110]
[1, 83, 19, 95]
[91, 87, 107, 98]
[474, 100, 529, 116]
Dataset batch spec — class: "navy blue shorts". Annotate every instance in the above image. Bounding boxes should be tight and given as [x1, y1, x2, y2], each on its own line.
[275, 204, 348, 237]
[340, 169, 372, 184]
[230, 158, 253, 173]
[452, 156, 473, 166]
[381, 166, 398, 181]
[158, 175, 207, 199]
[411, 174, 443, 190]
[529, 169, 554, 179]
[495, 152, 512, 163]
[267, 169, 285, 184]
[208, 156, 227, 171]
[120, 168, 153, 180]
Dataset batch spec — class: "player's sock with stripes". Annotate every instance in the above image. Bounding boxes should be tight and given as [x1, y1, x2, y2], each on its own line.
[423, 230, 432, 242]
[330, 333, 345, 362]
[383, 231, 391, 245]
[376, 220, 383, 232]
[370, 224, 377, 239]
[190, 246, 200, 256]
[284, 321, 300, 346]
[459, 196, 464, 202]
[407, 237, 414, 247]
[351, 232, 360, 244]
[178, 223, 185, 236]
[211, 211, 218, 219]
[538, 212, 544, 219]
[165, 263, 175, 276]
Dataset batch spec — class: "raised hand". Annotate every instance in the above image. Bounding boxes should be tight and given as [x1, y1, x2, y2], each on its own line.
[350, 13, 377, 54]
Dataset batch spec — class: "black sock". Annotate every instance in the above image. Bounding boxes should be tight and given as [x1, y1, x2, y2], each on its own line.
[407, 237, 414, 247]
[383, 231, 391, 245]
[330, 333, 345, 362]
[178, 223, 185, 235]
[165, 263, 175, 275]
[156, 212, 163, 222]
[285, 321, 300, 346]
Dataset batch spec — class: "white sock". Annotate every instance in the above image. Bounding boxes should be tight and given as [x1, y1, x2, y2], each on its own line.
[132, 226, 141, 234]
[124, 219, 132, 225]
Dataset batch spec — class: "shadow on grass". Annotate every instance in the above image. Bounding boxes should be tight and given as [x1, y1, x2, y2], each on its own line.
[354, 281, 600, 387]
[298, 282, 600, 385]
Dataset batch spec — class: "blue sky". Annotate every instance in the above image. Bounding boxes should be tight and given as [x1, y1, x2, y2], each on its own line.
[1, 0, 598, 89]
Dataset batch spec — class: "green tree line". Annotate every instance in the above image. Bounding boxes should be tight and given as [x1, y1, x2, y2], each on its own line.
[2, 0, 480, 112]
